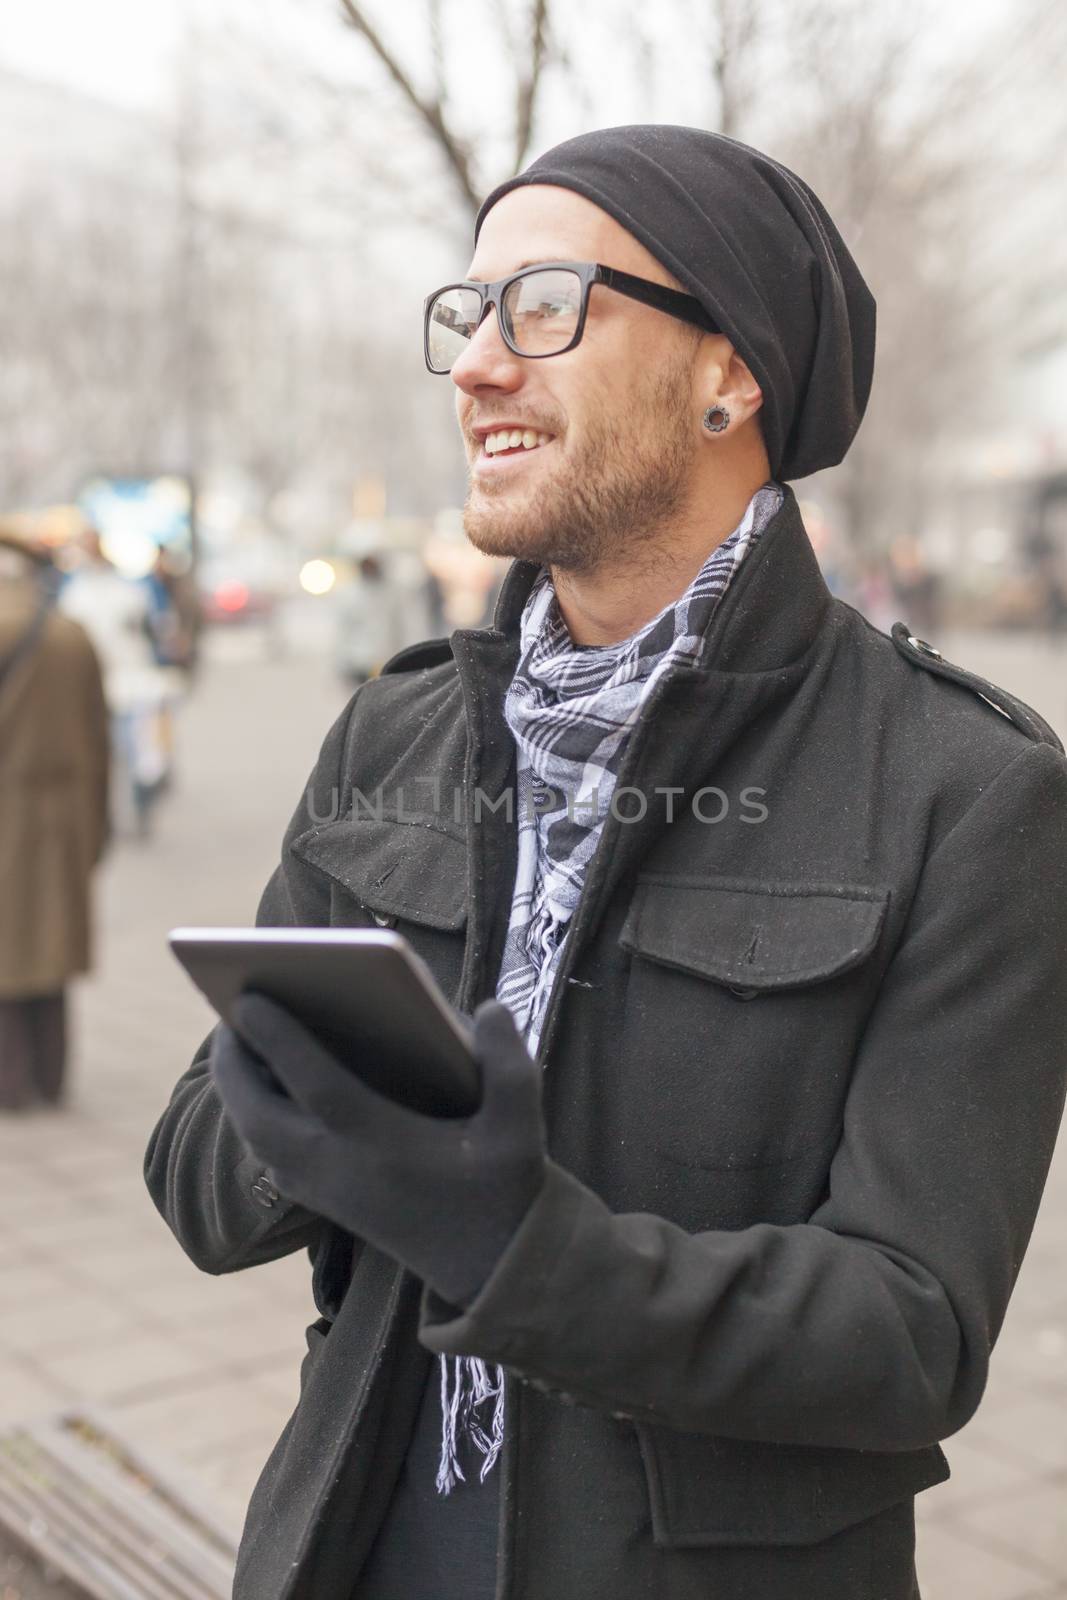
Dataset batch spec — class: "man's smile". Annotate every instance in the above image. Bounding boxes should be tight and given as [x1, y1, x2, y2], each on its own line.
[472, 430, 557, 477]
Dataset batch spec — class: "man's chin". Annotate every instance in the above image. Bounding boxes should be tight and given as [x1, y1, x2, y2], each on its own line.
[462, 498, 549, 564]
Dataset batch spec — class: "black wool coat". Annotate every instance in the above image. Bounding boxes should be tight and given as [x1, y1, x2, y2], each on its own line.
[144, 488, 1067, 1600]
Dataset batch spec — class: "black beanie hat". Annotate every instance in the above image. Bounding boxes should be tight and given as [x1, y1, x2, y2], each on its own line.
[475, 124, 876, 482]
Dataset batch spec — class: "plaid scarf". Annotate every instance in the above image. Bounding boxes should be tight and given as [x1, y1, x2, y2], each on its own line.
[435, 482, 784, 1494]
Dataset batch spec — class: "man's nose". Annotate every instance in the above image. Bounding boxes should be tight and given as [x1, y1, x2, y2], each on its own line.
[450, 303, 524, 395]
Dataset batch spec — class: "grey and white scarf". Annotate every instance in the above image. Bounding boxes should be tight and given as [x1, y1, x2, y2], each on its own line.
[435, 482, 785, 1494]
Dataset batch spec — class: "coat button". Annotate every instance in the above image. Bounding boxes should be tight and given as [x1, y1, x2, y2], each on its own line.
[728, 985, 758, 1000]
[251, 1174, 279, 1208]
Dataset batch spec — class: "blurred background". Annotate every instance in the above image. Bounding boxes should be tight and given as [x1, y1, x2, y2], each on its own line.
[2, 0, 1066, 640]
[1, 3, 1066, 1597]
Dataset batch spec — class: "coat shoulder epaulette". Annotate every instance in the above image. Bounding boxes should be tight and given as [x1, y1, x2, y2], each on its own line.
[890, 621, 1063, 753]
[379, 637, 453, 676]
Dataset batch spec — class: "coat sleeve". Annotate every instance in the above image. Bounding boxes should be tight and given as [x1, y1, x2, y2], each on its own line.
[418, 741, 1067, 1453]
[81, 631, 111, 867]
[143, 694, 358, 1275]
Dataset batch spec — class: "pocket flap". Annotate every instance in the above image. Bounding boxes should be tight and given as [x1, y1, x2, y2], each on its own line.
[291, 818, 468, 930]
[636, 1424, 948, 1547]
[620, 875, 889, 990]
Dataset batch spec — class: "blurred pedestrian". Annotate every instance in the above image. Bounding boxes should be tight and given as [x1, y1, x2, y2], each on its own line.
[0, 536, 109, 1111]
[144, 547, 185, 669]
[59, 528, 176, 835]
[334, 554, 410, 686]
[1024, 517, 1067, 637]
[855, 557, 898, 632]
[888, 534, 942, 638]
[146, 546, 202, 675]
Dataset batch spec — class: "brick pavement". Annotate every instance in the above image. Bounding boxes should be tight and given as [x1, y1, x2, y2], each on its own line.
[0, 622, 1064, 1593]
[0, 636, 349, 1532]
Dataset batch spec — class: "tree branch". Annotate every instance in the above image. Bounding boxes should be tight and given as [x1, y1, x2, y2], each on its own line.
[514, 0, 549, 173]
[427, 0, 448, 107]
[337, 0, 481, 216]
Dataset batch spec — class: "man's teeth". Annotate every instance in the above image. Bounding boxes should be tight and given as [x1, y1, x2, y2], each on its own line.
[483, 429, 554, 455]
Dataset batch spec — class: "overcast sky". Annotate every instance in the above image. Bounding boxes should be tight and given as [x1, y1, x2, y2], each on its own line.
[0, 0, 1013, 117]
[0, 0, 182, 107]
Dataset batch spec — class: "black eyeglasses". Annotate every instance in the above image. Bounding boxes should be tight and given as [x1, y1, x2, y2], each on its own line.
[423, 260, 719, 375]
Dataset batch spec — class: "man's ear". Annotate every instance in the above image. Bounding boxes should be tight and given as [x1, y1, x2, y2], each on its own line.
[719, 348, 764, 424]
[693, 334, 763, 426]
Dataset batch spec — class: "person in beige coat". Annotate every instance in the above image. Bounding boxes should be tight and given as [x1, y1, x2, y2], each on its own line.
[0, 535, 110, 1110]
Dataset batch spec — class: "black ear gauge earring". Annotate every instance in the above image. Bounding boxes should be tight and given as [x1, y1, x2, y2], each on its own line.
[703, 403, 730, 433]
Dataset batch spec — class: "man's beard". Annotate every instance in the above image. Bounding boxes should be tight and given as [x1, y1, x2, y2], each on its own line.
[462, 356, 696, 577]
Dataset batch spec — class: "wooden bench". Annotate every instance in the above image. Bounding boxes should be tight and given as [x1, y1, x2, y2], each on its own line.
[0, 1409, 237, 1600]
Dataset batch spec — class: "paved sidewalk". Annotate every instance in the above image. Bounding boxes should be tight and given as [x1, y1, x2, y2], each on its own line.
[0, 640, 349, 1532]
[0, 626, 1064, 1594]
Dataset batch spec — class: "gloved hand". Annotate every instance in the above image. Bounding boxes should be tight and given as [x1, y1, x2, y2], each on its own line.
[210, 992, 548, 1308]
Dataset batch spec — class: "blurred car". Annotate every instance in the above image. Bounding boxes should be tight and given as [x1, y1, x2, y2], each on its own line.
[197, 559, 279, 626]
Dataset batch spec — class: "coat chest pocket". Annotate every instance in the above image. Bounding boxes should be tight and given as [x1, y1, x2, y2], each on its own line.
[291, 816, 468, 1003]
[636, 1423, 947, 1547]
[616, 875, 889, 1171]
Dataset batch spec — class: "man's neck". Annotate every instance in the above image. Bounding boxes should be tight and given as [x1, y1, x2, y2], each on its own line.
[550, 478, 769, 646]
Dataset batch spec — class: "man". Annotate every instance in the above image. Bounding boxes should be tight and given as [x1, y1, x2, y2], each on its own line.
[145, 127, 1067, 1600]
[0, 535, 110, 1109]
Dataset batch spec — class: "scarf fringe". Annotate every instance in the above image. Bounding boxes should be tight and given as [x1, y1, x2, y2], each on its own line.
[436, 1354, 506, 1495]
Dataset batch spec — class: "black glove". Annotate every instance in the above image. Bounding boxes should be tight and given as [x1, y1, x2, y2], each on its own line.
[210, 992, 548, 1308]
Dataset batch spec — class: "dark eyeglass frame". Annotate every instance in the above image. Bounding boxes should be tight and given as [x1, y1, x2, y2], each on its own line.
[423, 259, 720, 374]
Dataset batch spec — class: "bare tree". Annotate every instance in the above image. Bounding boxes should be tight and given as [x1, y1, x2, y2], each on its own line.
[0, 188, 178, 509]
[336, 0, 552, 222]
[708, 0, 766, 139]
[0, 44, 446, 526]
[759, 5, 999, 548]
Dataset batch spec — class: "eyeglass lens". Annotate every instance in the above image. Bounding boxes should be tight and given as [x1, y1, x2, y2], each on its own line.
[427, 269, 583, 372]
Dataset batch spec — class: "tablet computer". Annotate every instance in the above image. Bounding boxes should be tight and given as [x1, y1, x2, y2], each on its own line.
[169, 926, 479, 1117]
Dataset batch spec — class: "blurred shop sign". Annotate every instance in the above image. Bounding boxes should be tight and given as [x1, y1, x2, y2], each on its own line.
[79, 474, 193, 578]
